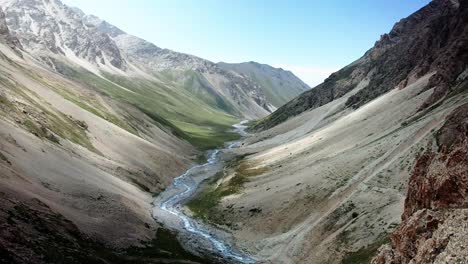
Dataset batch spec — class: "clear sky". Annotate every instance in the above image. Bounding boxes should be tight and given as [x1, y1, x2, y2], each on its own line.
[62, 0, 431, 87]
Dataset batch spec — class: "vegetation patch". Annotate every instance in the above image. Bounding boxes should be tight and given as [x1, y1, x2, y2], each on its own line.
[0, 76, 97, 153]
[123, 227, 210, 263]
[341, 235, 390, 264]
[27, 72, 138, 135]
[0, 151, 11, 165]
[186, 155, 268, 223]
[50, 62, 240, 150]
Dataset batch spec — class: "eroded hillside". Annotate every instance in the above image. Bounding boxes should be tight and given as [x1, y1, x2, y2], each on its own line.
[186, 1, 468, 263]
[0, 6, 210, 261]
[0, 0, 308, 149]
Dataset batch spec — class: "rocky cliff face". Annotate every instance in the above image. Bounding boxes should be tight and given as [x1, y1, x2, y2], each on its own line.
[0, 7, 20, 49]
[372, 103, 468, 264]
[0, 0, 126, 68]
[252, 0, 468, 131]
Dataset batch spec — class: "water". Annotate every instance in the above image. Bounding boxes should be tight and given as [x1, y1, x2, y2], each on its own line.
[154, 121, 255, 263]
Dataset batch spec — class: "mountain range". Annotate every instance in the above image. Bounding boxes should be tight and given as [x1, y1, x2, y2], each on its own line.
[0, 0, 467, 264]
[0, 0, 309, 149]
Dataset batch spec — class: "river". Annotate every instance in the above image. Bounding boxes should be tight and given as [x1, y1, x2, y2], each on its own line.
[152, 121, 255, 263]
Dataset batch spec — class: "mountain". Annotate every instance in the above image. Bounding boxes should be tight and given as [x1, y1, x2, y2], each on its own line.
[184, 1, 468, 263]
[218, 61, 310, 109]
[0, 0, 309, 262]
[252, 0, 468, 131]
[373, 104, 467, 264]
[0, 12, 206, 264]
[1, 0, 466, 263]
[0, 0, 307, 150]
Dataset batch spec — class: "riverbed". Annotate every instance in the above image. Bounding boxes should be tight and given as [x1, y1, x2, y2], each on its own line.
[152, 121, 255, 263]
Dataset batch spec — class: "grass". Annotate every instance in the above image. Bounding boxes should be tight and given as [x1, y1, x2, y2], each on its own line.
[27, 71, 139, 136]
[5, 198, 210, 264]
[0, 75, 98, 153]
[172, 120, 241, 150]
[121, 227, 211, 263]
[51, 62, 241, 150]
[186, 155, 268, 222]
[341, 235, 390, 264]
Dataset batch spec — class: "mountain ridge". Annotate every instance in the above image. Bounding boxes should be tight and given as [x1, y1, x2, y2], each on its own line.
[0, 0, 309, 127]
[183, 1, 468, 263]
[0, 0, 310, 153]
[251, 0, 467, 131]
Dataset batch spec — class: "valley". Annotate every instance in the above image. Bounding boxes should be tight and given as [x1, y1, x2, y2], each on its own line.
[153, 121, 255, 264]
[0, 0, 467, 264]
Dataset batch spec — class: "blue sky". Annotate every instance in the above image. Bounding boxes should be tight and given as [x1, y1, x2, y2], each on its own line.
[63, 0, 431, 86]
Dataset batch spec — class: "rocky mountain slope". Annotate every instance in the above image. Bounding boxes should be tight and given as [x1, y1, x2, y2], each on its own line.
[252, 0, 468, 131]
[0, 5, 210, 263]
[0, 0, 307, 147]
[0, 0, 310, 262]
[218, 61, 310, 109]
[185, 1, 468, 263]
[372, 103, 468, 264]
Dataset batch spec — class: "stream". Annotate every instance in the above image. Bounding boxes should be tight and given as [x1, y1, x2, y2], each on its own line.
[152, 121, 255, 263]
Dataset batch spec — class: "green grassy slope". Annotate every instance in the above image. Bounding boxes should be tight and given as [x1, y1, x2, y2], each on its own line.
[53, 61, 241, 150]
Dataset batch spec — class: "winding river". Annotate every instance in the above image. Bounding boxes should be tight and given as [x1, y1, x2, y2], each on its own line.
[152, 121, 255, 263]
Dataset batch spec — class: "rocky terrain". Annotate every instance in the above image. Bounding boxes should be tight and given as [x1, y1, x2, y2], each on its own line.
[0, 0, 308, 128]
[186, 1, 468, 263]
[0, 0, 307, 262]
[218, 61, 310, 109]
[0, 8, 210, 260]
[251, 0, 468, 131]
[372, 104, 468, 264]
[0, 0, 466, 263]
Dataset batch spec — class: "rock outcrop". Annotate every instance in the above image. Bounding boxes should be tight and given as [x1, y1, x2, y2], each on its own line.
[372, 103, 468, 264]
[0, 8, 21, 49]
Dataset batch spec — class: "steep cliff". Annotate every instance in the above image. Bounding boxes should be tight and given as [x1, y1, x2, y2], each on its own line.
[372, 104, 468, 264]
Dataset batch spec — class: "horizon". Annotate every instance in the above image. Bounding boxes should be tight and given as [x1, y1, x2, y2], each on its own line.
[62, 0, 431, 87]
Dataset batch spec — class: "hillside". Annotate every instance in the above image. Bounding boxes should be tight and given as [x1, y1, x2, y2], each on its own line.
[0, 0, 310, 262]
[0, 0, 307, 149]
[186, 1, 468, 263]
[1, 0, 466, 263]
[0, 6, 211, 261]
[373, 103, 467, 264]
[251, 0, 468, 131]
[218, 61, 310, 109]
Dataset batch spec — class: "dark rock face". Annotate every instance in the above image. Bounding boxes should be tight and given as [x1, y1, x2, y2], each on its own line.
[349, 0, 468, 110]
[0, 8, 21, 50]
[402, 105, 468, 220]
[372, 104, 468, 264]
[253, 0, 468, 131]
